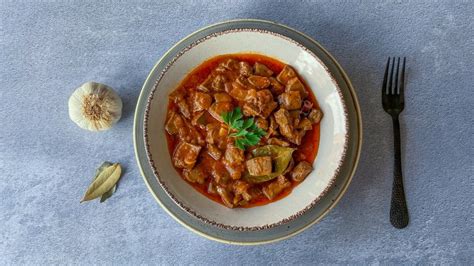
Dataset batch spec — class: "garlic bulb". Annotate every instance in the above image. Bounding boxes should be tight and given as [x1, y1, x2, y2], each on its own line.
[68, 82, 122, 131]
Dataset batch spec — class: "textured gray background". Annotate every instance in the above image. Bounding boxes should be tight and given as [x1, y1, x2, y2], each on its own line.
[1, 0, 473, 264]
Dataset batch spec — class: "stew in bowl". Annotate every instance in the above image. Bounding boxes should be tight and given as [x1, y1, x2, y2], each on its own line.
[143, 28, 349, 229]
[165, 54, 323, 208]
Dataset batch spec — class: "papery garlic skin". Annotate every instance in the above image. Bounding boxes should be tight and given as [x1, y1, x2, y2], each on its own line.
[68, 82, 122, 131]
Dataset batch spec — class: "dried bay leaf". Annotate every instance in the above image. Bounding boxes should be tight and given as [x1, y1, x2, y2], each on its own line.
[93, 162, 118, 203]
[99, 187, 116, 203]
[81, 162, 122, 203]
[99, 183, 117, 203]
[96, 161, 113, 175]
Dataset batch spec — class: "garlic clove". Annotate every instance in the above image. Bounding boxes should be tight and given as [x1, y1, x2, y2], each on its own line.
[68, 82, 122, 131]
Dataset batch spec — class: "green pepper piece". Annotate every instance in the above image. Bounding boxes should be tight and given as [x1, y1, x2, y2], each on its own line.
[243, 145, 295, 183]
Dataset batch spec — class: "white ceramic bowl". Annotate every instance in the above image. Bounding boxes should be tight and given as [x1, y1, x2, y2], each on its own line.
[144, 28, 348, 230]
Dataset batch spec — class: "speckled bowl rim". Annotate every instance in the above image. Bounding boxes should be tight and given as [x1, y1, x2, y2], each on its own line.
[134, 19, 362, 245]
[143, 28, 349, 230]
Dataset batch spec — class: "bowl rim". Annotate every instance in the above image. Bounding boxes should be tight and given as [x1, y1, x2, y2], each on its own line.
[134, 19, 362, 243]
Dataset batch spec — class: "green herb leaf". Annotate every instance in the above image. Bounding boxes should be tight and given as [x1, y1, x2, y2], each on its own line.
[235, 138, 246, 150]
[233, 120, 244, 129]
[231, 107, 243, 122]
[221, 108, 267, 150]
[230, 129, 248, 137]
[255, 127, 266, 137]
[246, 134, 260, 145]
[242, 118, 254, 129]
[222, 112, 230, 124]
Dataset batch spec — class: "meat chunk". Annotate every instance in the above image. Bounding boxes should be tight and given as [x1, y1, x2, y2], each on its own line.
[255, 117, 268, 131]
[235, 75, 255, 90]
[178, 101, 191, 119]
[224, 82, 233, 93]
[269, 77, 285, 95]
[297, 117, 313, 131]
[308, 109, 323, 124]
[248, 186, 263, 200]
[246, 156, 272, 176]
[173, 116, 204, 145]
[267, 138, 290, 147]
[216, 186, 234, 208]
[191, 92, 212, 112]
[274, 108, 305, 145]
[274, 108, 294, 140]
[208, 102, 233, 122]
[215, 65, 227, 73]
[242, 103, 260, 117]
[224, 144, 245, 164]
[254, 62, 274, 77]
[205, 123, 228, 149]
[169, 91, 191, 119]
[256, 89, 274, 106]
[223, 144, 245, 180]
[191, 111, 206, 129]
[207, 143, 222, 160]
[256, 90, 278, 118]
[179, 127, 205, 146]
[197, 75, 212, 92]
[262, 175, 291, 200]
[212, 75, 226, 91]
[266, 116, 279, 137]
[289, 110, 301, 128]
[285, 77, 308, 98]
[214, 92, 232, 102]
[232, 180, 252, 201]
[276, 65, 297, 85]
[229, 81, 248, 101]
[278, 91, 302, 110]
[220, 58, 239, 70]
[243, 94, 277, 119]
[165, 110, 184, 135]
[207, 181, 217, 194]
[244, 88, 258, 105]
[183, 164, 206, 184]
[291, 130, 306, 145]
[259, 90, 278, 118]
[247, 75, 270, 89]
[239, 61, 252, 77]
[211, 162, 230, 184]
[205, 123, 219, 144]
[241, 89, 259, 117]
[173, 141, 201, 169]
[233, 193, 243, 205]
[291, 161, 313, 182]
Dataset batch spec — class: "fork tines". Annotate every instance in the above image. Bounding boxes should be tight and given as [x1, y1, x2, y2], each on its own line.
[382, 57, 406, 96]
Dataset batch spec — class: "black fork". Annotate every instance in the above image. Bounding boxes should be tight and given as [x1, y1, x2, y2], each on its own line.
[382, 57, 409, 229]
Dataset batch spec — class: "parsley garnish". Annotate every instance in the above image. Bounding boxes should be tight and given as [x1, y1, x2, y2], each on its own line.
[221, 107, 267, 150]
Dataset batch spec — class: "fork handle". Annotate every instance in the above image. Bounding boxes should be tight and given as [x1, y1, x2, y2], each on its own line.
[390, 116, 409, 228]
